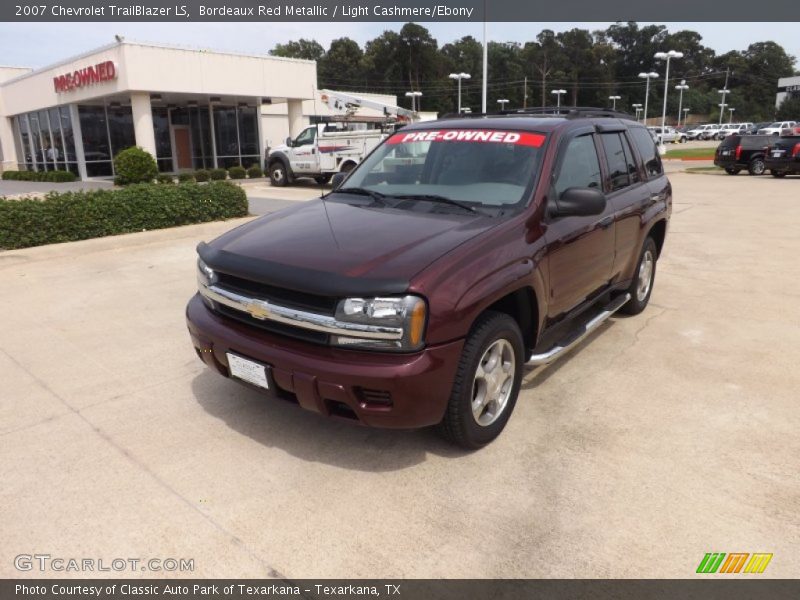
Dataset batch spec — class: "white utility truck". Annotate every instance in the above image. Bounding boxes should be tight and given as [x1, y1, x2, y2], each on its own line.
[267, 90, 418, 186]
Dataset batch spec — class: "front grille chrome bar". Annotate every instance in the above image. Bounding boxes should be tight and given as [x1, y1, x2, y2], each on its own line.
[199, 282, 404, 341]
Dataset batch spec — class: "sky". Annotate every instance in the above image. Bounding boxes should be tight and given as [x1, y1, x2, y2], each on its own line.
[1, 21, 798, 71]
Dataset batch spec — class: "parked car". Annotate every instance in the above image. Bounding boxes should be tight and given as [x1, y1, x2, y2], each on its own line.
[717, 123, 756, 139]
[713, 134, 771, 175]
[757, 121, 798, 136]
[648, 125, 686, 143]
[687, 123, 721, 140]
[186, 109, 672, 448]
[764, 135, 800, 177]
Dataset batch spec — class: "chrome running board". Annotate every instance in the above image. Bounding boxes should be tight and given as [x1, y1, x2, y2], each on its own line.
[527, 293, 631, 366]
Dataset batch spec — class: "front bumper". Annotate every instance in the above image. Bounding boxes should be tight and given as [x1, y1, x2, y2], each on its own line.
[186, 294, 464, 428]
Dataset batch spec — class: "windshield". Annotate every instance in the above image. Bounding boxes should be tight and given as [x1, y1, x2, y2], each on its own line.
[767, 122, 782, 128]
[339, 128, 546, 208]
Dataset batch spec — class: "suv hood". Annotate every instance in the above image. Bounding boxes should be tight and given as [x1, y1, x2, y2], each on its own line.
[202, 197, 500, 295]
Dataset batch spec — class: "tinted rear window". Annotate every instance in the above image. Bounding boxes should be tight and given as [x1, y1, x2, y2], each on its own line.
[628, 126, 663, 177]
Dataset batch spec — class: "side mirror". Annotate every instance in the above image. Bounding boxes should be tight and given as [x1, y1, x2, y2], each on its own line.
[331, 172, 347, 190]
[285, 137, 293, 147]
[554, 187, 606, 217]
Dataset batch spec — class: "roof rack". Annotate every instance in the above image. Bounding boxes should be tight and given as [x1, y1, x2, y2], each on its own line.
[440, 106, 636, 121]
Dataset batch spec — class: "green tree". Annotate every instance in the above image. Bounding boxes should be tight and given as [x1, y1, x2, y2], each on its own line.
[269, 39, 325, 61]
[777, 95, 800, 120]
[319, 38, 364, 89]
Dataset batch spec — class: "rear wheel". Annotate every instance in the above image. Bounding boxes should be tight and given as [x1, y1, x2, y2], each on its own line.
[724, 168, 740, 175]
[748, 157, 766, 176]
[439, 312, 524, 449]
[621, 237, 658, 316]
[269, 162, 289, 187]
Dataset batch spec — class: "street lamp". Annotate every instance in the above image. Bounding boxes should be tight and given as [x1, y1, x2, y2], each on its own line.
[404, 91, 422, 112]
[551, 89, 567, 109]
[448, 73, 471, 113]
[728, 107, 736, 124]
[638, 72, 659, 125]
[608, 95, 621, 110]
[654, 50, 683, 153]
[632, 103, 643, 122]
[675, 80, 689, 126]
[718, 88, 730, 126]
[496, 98, 510, 111]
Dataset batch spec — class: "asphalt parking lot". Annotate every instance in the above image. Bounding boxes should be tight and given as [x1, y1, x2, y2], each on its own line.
[1, 170, 798, 578]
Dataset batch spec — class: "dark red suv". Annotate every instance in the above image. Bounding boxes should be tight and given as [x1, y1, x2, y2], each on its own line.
[186, 108, 672, 448]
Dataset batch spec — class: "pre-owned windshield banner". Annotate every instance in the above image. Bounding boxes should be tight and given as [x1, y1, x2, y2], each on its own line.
[4, 0, 800, 21]
[387, 130, 546, 146]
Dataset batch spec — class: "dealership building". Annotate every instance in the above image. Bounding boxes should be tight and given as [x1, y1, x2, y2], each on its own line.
[0, 40, 320, 178]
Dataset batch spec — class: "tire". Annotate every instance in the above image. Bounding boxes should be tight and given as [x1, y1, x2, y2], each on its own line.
[771, 170, 787, 178]
[269, 162, 289, 187]
[620, 237, 658, 316]
[438, 311, 524, 449]
[314, 174, 332, 185]
[748, 157, 766, 176]
[724, 168, 740, 175]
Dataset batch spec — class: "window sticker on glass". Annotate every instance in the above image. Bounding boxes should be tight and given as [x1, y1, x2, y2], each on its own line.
[387, 130, 546, 147]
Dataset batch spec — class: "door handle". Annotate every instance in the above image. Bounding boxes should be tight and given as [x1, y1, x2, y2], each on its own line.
[599, 216, 614, 229]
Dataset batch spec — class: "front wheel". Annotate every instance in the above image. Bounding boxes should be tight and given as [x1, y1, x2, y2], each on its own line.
[748, 157, 766, 176]
[269, 162, 289, 187]
[620, 237, 658, 316]
[439, 312, 524, 449]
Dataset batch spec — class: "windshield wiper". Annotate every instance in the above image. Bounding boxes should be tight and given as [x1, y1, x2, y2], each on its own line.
[334, 187, 389, 206]
[387, 193, 481, 214]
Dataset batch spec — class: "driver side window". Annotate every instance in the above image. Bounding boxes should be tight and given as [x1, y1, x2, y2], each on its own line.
[294, 127, 316, 146]
[554, 134, 602, 198]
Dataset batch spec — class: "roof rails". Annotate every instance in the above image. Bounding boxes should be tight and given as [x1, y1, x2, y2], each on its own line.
[440, 106, 636, 121]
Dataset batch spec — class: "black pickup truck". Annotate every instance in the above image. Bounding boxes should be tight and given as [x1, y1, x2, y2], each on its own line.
[764, 136, 800, 177]
[714, 134, 771, 175]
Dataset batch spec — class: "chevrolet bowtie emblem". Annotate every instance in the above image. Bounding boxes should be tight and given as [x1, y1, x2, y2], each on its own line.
[246, 301, 271, 320]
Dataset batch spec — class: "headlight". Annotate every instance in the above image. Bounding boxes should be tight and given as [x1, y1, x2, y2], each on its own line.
[197, 258, 217, 308]
[332, 295, 427, 352]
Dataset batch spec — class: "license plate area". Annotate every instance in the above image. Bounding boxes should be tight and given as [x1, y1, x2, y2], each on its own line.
[226, 352, 271, 390]
[772, 151, 784, 157]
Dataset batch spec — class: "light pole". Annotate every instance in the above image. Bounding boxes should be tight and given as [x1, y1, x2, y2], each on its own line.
[404, 91, 422, 112]
[675, 80, 689, 126]
[728, 107, 735, 124]
[449, 72, 471, 113]
[638, 72, 659, 125]
[718, 88, 729, 126]
[654, 50, 683, 153]
[632, 103, 643, 122]
[551, 89, 567, 109]
[608, 95, 621, 110]
[497, 98, 510, 111]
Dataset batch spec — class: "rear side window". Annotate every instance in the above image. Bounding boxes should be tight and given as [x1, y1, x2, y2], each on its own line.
[554, 135, 602, 197]
[629, 127, 663, 178]
[600, 132, 630, 191]
[620, 134, 641, 186]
